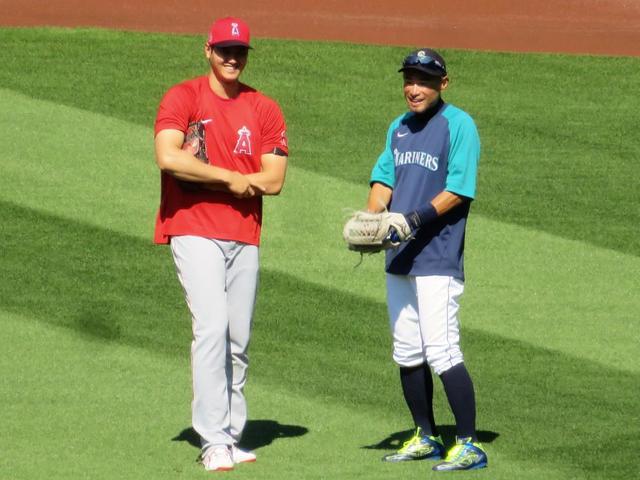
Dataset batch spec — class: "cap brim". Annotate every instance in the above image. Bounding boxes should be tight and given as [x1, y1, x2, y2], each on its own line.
[399, 65, 446, 77]
[210, 40, 252, 49]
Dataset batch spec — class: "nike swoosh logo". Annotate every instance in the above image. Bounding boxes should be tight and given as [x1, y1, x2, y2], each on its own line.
[397, 131, 409, 137]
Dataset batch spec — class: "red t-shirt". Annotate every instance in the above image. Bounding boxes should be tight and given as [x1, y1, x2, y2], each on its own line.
[154, 76, 288, 245]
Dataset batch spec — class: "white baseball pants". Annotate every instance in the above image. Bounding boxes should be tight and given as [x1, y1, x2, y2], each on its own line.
[170, 235, 259, 451]
[387, 274, 465, 375]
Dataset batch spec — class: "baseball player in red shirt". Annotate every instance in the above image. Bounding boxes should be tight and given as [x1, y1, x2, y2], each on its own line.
[154, 17, 288, 472]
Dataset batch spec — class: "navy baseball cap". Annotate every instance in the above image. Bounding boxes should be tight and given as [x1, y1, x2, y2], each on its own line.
[399, 48, 447, 77]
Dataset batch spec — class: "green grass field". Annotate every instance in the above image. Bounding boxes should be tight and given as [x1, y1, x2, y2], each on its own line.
[0, 28, 638, 479]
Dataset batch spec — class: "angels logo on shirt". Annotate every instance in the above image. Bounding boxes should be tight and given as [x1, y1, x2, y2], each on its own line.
[234, 126, 253, 155]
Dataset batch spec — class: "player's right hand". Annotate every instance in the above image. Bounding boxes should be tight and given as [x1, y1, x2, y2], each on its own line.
[387, 227, 401, 244]
[248, 177, 267, 196]
[226, 171, 255, 198]
[384, 212, 412, 242]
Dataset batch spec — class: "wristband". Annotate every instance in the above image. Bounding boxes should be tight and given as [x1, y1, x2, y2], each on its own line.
[406, 203, 438, 230]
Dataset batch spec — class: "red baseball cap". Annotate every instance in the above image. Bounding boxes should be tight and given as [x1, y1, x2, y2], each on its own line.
[207, 17, 251, 48]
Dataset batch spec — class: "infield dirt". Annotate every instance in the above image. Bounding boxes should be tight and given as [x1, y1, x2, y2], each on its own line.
[2, 0, 639, 56]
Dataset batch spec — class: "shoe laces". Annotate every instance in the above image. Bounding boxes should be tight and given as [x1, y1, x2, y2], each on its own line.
[201, 447, 231, 463]
[443, 444, 466, 462]
[444, 437, 482, 463]
[400, 428, 439, 453]
[401, 428, 425, 449]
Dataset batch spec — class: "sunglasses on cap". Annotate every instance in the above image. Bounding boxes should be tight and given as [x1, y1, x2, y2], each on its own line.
[401, 54, 447, 75]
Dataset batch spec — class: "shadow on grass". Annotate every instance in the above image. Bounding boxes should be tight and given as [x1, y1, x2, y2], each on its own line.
[172, 420, 309, 451]
[1, 201, 638, 478]
[363, 427, 499, 451]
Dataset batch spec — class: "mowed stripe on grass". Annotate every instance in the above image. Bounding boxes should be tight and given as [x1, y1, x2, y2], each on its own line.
[5, 310, 615, 480]
[1, 28, 638, 257]
[1, 88, 639, 479]
[1, 220, 637, 480]
[1, 88, 638, 373]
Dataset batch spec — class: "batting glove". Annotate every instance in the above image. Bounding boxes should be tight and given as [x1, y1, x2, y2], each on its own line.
[387, 204, 438, 243]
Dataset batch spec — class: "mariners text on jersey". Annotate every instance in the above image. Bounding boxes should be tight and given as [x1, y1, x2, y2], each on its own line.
[369, 100, 480, 279]
[394, 148, 439, 171]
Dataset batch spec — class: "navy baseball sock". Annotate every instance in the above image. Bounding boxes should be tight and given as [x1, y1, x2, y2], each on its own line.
[400, 364, 438, 437]
[439, 363, 477, 441]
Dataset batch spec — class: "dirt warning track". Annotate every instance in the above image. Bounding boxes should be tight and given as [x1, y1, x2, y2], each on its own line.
[2, 0, 639, 56]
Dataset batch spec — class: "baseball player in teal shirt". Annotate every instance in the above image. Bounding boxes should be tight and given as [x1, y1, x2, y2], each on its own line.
[367, 48, 488, 471]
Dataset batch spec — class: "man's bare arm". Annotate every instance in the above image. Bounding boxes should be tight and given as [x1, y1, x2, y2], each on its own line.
[431, 190, 465, 215]
[367, 182, 393, 212]
[155, 129, 261, 197]
[244, 153, 288, 195]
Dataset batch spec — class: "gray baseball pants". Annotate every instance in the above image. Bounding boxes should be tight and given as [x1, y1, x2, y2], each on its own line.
[170, 235, 259, 451]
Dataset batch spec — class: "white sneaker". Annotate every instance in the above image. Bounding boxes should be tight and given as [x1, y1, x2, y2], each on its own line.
[201, 446, 234, 471]
[232, 445, 257, 464]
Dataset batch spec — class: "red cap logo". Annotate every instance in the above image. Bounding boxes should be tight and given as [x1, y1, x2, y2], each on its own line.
[207, 17, 251, 48]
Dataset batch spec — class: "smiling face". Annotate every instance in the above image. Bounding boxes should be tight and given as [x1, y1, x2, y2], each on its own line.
[206, 44, 249, 85]
[402, 70, 449, 114]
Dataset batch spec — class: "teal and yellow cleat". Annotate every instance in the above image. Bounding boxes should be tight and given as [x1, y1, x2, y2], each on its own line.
[382, 427, 445, 462]
[432, 437, 488, 471]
